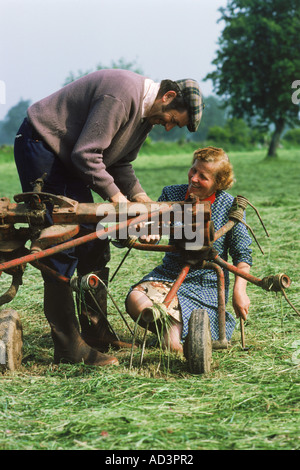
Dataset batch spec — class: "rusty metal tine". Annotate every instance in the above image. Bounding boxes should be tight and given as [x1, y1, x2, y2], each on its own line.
[244, 198, 270, 237]
[95, 276, 134, 336]
[240, 318, 246, 349]
[241, 220, 265, 255]
[280, 288, 300, 316]
[139, 324, 149, 368]
[88, 290, 121, 341]
[110, 246, 133, 283]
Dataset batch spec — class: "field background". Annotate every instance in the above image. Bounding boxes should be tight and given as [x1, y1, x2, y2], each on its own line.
[0, 145, 299, 450]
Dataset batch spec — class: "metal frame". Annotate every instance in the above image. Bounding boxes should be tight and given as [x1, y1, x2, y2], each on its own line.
[0, 186, 298, 371]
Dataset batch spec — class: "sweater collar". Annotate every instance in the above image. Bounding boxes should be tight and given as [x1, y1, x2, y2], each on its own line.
[142, 79, 160, 118]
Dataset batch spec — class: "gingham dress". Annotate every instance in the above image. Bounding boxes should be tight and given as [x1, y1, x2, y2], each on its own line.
[132, 185, 252, 341]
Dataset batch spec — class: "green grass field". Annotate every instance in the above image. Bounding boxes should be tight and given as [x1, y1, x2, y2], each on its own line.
[0, 145, 299, 450]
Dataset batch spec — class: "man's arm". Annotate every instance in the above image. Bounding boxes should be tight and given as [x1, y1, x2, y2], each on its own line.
[70, 95, 129, 200]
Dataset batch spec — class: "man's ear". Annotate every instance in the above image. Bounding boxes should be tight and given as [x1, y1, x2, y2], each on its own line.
[162, 90, 177, 104]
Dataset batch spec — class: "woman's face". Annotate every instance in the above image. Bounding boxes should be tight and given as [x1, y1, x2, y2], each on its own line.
[187, 159, 218, 199]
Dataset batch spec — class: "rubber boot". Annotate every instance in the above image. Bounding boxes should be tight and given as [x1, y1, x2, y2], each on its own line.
[77, 268, 133, 352]
[44, 281, 119, 366]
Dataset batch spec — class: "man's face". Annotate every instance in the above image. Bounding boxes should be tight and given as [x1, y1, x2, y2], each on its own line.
[147, 91, 189, 131]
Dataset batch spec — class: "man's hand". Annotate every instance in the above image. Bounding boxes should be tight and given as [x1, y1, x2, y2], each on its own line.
[130, 193, 160, 243]
[110, 191, 129, 203]
[130, 192, 154, 203]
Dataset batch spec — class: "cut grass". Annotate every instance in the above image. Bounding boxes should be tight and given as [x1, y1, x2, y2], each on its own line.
[0, 146, 299, 450]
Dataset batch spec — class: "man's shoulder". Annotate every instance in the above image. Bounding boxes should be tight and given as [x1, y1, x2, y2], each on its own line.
[84, 69, 146, 107]
[87, 69, 146, 88]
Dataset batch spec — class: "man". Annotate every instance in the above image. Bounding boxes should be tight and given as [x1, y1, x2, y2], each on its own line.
[14, 69, 204, 367]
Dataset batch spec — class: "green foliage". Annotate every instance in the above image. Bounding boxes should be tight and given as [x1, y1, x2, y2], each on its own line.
[192, 95, 227, 141]
[0, 145, 14, 163]
[283, 127, 300, 146]
[63, 57, 144, 86]
[206, 0, 300, 156]
[207, 117, 268, 150]
[0, 99, 31, 145]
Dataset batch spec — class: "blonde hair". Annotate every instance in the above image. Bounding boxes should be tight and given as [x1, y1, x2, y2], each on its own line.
[192, 146, 235, 190]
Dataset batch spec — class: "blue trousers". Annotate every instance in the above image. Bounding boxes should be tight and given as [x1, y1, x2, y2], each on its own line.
[14, 118, 110, 282]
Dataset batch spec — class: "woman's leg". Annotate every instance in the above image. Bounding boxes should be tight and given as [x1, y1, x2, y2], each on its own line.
[126, 289, 153, 321]
[126, 289, 183, 353]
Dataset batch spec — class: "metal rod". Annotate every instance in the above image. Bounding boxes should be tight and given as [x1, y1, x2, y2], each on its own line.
[0, 206, 172, 273]
[214, 220, 236, 241]
[110, 246, 134, 283]
[213, 255, 264, 288]
[240, 318, 246, 349]
[204, 261, 227, 347]
[163, 264, 191, 308]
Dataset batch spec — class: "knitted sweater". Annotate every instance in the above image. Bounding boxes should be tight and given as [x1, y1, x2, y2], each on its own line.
[27, 69, 153, 200]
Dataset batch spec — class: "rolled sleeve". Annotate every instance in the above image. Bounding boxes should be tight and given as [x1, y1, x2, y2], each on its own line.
[228, 218, 253, 266]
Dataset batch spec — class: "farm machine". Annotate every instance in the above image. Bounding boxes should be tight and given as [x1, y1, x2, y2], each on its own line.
[0, 176, 298, 373]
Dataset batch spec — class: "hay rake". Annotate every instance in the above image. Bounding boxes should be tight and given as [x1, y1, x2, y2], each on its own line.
[0, 179, 298, 373]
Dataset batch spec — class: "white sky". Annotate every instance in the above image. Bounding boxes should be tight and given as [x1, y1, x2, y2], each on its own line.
[0, 0, 228, 120]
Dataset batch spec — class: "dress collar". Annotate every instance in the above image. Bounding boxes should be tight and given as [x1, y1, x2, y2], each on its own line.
[185, 189, 216, 204]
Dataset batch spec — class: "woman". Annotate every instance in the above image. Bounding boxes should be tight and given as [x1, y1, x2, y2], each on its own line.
[126, 147, 252, 353]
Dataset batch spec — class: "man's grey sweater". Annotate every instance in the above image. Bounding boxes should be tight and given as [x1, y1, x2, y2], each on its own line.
[27, 69, 153, 200]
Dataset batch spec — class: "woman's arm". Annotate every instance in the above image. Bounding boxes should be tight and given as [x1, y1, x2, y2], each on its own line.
[232, 262, 251, 320]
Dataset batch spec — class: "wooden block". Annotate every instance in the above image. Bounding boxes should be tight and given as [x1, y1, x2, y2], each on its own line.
[0, 308, 23, 371]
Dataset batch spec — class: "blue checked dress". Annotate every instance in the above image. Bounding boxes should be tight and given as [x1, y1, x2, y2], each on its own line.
[132, 185, 252, 341]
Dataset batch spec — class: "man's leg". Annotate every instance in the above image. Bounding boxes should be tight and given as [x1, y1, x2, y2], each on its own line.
[13, 119, 119, 365]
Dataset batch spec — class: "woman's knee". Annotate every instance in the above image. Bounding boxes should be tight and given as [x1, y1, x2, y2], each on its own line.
[126, 290, 152, 319]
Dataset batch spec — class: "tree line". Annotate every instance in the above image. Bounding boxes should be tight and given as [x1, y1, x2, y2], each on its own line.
[1, 0, 299, 157]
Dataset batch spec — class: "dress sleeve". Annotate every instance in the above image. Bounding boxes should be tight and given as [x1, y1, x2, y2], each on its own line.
[158, 187, 170, 202]
[227, 214, 253, 266]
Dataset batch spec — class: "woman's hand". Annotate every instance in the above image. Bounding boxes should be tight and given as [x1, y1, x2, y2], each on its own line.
[136, 222, 161, 245]
[232, 289, 250, 320]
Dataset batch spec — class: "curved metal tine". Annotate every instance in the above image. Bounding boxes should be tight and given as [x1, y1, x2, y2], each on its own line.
[245, 199, 270, 237]
[111, 239, 126, 249]
[139, 324, 149, 368]
[88, 289, 121, 340]
[241, 220, 265, 255]
[129, 313, 143, 369]
[95, 275, 134, 336]
[110, 246, 133, 283]
[0, 273, 22, 306]
[281, 288, 300, 316]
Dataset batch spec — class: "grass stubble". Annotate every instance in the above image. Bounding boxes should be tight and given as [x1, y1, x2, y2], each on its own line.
[0, 147, 299, 450]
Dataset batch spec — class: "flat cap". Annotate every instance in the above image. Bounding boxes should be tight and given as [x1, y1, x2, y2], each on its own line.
[176, 79, 204, 132]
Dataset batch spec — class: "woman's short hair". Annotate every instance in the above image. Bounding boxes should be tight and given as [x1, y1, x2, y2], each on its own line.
[192, 146, 235, 190]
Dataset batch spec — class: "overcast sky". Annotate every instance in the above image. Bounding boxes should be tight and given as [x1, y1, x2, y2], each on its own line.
[0, 0, 228, 120]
